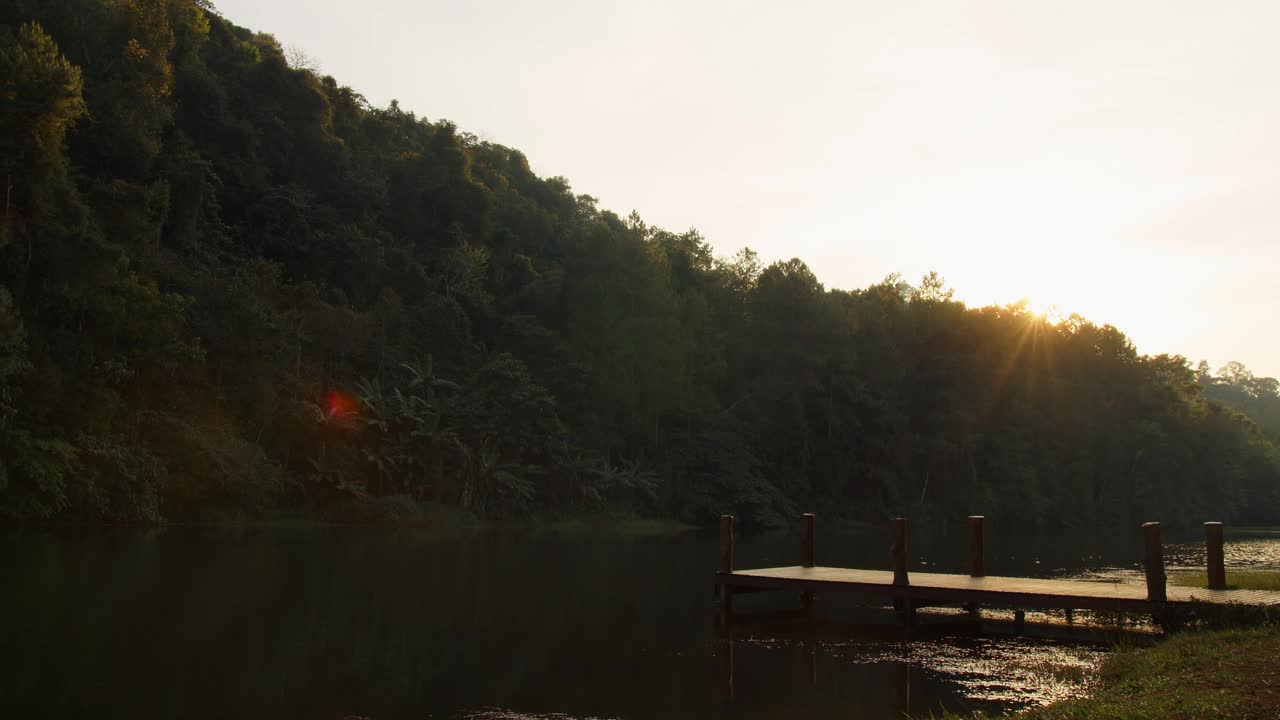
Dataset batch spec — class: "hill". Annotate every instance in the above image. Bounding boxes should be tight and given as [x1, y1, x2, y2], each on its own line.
[2, 0, 1278, 527]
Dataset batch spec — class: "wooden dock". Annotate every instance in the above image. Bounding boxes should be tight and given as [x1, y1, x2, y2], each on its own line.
[719, 566, 1280, 613]
[714, 515, 1280, 621]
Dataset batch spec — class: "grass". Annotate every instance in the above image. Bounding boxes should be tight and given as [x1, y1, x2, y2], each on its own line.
[1170, 570, 1280, 591]
[945, 625, 1280, 720]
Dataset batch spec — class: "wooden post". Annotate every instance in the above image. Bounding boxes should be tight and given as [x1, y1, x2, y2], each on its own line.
[968, 515, 985, 577]
[964, 516, 984, 615]
[1205, 521, 1226, 590]
[719, 515, 735, 574]
[719, 515, 735, 612]
[892, 517, 909, 586]
[801, 513, 816, 616]
[801, 513, 816, 567]
[1013, 610, 1026, 633]
[1142, 521, 1166, 603]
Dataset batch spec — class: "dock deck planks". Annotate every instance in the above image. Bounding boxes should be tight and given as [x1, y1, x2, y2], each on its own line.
[716, 566, 1280, 613]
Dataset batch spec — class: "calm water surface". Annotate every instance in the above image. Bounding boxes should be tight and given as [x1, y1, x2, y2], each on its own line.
[1, 522, 1277, 719]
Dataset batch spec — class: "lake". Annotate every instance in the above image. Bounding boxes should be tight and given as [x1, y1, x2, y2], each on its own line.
[1, 521, 1277, 719]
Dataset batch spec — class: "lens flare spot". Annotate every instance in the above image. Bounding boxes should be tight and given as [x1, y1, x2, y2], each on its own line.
[326, 389, 357, 418]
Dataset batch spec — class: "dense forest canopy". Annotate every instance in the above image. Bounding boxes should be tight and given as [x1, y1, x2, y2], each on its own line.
[2, 0, 1279, 529]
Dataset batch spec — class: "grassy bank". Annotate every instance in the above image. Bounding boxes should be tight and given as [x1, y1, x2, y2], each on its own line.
[1170, 571, 1280, 591]
[950, 625, 1280, 720]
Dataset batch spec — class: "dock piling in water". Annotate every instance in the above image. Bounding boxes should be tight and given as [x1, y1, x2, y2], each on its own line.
[1205, 521, 1226, 590]
[719, 515, 735, 611]
[801, 513, 816, 616]
[892, 517, 909, 586]
[968, 515, 985, 578]
[802, 513, 816, 568]
[1142, 521, 1166, 603]
[719, 515, 735, 574]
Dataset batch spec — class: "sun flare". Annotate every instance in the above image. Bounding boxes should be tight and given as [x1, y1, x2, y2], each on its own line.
[1020, 298, 1064, 323]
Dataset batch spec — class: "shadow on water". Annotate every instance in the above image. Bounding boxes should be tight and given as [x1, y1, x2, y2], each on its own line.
[0, 522, 1274, 719]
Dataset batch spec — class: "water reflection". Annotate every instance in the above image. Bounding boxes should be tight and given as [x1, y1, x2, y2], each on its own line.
[0, 525, 1274, 720]
[713, 608, 1114, 718]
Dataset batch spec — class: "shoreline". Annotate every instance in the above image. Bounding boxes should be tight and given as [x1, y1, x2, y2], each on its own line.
[951, 624, 1280, 720]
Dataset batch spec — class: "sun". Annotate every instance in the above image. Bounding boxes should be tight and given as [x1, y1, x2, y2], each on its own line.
[1019, 297, 1065, 324]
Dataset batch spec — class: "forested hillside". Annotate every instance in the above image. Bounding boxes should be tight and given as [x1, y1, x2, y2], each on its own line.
[2, 0, 1278, 529]
[1198, 362, 1280, 445]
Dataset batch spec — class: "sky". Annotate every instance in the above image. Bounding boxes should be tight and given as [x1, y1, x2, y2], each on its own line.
[216, 0, 1280, 378]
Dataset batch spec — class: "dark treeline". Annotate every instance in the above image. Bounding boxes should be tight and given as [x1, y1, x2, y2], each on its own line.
[2, 0, 1279, 529]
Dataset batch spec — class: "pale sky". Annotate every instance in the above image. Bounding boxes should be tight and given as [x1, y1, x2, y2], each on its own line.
[216, 0, 1280, 379]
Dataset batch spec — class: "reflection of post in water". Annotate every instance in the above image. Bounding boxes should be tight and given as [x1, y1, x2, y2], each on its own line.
[720, 630, 734, 700]
[806, 636, 817, 689]
[896, 661, 911, 718]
